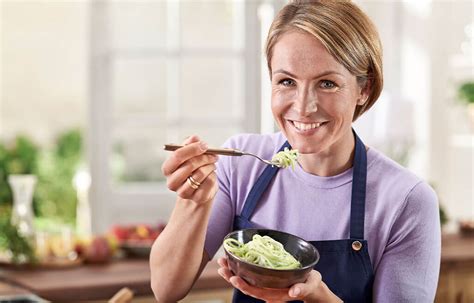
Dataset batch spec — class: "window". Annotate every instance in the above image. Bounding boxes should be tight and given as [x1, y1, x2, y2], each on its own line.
[89, 0, 276, 232]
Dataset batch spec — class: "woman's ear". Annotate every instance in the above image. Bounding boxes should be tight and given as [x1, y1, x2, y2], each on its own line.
[357, 79, 372, 106]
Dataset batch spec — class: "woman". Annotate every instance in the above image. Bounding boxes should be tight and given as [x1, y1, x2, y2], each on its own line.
[150, 1, 441, 302]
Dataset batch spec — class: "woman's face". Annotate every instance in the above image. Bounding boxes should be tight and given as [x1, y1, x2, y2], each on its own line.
[270, 31, 368, 155]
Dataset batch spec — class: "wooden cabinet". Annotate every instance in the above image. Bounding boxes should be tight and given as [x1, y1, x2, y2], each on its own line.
[435, 234, 474, 303]
[436, 261, 474, 303]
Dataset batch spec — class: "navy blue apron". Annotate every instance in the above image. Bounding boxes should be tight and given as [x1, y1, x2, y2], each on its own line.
[232, 131, 374, 302]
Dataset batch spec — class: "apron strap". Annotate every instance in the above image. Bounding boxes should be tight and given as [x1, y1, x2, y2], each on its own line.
[240, 141, 291, 220]
[238, 130, 367, 240]
[350, 130, 367, 240]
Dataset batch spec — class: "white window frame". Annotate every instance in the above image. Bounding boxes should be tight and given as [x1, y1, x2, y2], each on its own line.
[88, 1, 282, 233]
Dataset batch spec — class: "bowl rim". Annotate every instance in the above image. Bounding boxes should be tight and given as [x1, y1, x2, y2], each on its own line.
[223, 228, 320, 272]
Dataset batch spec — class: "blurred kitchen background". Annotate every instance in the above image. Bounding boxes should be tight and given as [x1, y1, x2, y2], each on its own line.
[0, 0, 473, 302]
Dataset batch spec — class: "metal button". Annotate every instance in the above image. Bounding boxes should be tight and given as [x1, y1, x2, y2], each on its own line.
[352, 240, 362, 251]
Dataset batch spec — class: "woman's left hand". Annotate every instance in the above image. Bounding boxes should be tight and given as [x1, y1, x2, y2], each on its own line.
[217, 257, 341, 303]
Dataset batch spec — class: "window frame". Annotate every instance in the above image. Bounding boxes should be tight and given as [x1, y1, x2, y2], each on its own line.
[88, 0, 275, 233]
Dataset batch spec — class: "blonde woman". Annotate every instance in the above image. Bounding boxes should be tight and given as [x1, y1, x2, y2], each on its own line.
[151, 1, 441, 302]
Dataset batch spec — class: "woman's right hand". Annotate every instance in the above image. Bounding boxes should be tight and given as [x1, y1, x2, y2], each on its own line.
[161, 135, 218, 205]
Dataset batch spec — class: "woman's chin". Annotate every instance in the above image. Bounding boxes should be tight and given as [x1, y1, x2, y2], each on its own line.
[285, 140, 325, 154]
[294, 147, 324, 155]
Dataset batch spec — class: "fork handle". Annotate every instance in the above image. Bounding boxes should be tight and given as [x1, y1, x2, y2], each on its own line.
[163, 144, 244, 156]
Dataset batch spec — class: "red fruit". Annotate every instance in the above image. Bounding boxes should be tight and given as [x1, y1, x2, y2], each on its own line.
[84, 236, 112, 263]
[148, 230, 160, 240]
[75, 242, 85, 257]
[128, 233, 141, 241]
[111, 225, 129, 241]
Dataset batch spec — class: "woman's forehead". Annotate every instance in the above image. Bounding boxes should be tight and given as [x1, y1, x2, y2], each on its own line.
[271, 31, 348, 77]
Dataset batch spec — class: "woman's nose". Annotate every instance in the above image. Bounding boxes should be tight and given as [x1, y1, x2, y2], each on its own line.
[295, 88, 318, 116]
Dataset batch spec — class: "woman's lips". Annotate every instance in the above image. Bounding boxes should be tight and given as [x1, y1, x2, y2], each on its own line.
[287, 120, 328, 135]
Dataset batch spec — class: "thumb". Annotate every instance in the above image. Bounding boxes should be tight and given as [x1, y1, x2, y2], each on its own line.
[288, 270, 322, 299]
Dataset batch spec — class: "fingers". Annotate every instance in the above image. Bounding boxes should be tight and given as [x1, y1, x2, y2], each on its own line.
[217, 257, 228, 268]
[217, 257, 233, 283]
[161, 137, 210, 177]
[229, 276, 291, 301]
[288, 270, 322, 299]
[187, 170, 218, 203]
[167, 157, 217, 192]
[217, 256, 293, 301]
[162, 135, 220, 204]
[217, 258, 325, 302]
[173, 165, 217, 203]
[183, 135, 200, 145]
[218, 267, 325, 302]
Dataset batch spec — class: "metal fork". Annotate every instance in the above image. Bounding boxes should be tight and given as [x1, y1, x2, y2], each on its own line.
[163, 144, 283, 167]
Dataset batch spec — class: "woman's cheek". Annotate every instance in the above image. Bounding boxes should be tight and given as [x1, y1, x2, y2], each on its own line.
[272, 89, 294, 108]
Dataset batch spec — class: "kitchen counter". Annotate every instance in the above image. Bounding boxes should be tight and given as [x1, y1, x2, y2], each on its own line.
[0, 233, 472, 302]
[0, 279, 31, 297]
[0, 258, 231, 301]
[440, 232, 474, 263]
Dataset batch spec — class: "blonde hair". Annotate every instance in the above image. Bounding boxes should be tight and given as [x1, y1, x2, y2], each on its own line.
[265, 0, 383, 120]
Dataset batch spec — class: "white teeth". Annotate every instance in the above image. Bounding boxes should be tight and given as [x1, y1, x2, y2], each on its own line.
[293, 121, 323, 131]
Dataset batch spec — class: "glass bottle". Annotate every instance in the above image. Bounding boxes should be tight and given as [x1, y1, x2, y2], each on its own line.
[8, 174, 37, 237]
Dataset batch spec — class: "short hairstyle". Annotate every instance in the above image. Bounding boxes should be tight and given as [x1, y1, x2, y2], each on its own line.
[265, 0, 383, 120]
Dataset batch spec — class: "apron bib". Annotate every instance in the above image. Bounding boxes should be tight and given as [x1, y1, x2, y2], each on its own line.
[231, 131, 374, 303]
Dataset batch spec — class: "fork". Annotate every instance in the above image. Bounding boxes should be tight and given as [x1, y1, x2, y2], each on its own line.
[163, 144, 283, 167]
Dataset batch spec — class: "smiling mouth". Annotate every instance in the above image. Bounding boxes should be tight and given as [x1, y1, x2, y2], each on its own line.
[289, 120, 328, 131]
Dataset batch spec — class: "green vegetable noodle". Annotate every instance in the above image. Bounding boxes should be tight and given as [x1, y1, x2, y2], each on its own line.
[224, 234, 302, 270]
[272, 147, 298, 169]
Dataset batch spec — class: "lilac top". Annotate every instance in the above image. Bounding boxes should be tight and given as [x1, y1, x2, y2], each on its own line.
[204, 132, 441, 302]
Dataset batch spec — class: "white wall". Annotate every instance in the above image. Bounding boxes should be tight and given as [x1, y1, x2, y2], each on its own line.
[0, 0, 88, 146]
[356, 0, 474, 228]
[429, 1, 473, 228]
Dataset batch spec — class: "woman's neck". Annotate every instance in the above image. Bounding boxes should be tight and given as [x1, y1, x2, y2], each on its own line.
[297, 130, 355, 177]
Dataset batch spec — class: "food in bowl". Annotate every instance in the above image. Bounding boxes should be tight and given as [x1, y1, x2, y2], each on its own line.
[223, 229, 319, 288]
[223, 234, 302, 270]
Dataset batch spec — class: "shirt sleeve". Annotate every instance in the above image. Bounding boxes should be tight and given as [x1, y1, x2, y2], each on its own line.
[203, 139, 236, 259]
[373, 181, 441, 302]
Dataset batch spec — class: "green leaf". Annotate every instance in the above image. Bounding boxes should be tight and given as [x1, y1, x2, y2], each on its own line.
[458, 82, 474, 104]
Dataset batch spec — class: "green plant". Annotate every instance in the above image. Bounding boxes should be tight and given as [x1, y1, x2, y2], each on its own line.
[458, 81, 474, 104]
[0, 136, 39, 206]
[35, 129, 83, 224]
[439, 204, 448, 227]
[0, 129, 83, 224]
[429, 183, 449, 227]
[0, 206, 36, 264]
[0, 130, 83, 263]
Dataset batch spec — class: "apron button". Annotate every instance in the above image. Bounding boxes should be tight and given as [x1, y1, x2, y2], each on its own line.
[352, 240, 362, 251]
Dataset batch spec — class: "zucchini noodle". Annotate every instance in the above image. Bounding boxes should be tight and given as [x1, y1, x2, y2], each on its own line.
[224, 235, 302, 270]
[272, 147, 299, 169]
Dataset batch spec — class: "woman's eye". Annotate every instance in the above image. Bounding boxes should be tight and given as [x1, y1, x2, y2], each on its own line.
[279, 79, 295, 87]
[320, 80, 336, 89]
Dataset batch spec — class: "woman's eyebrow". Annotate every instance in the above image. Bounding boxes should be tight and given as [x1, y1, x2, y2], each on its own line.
[272, 69, 343, 79]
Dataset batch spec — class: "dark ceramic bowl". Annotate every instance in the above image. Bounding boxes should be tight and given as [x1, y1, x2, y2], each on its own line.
[223, 229, 319, 289]
[120, 241, 152, 258]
